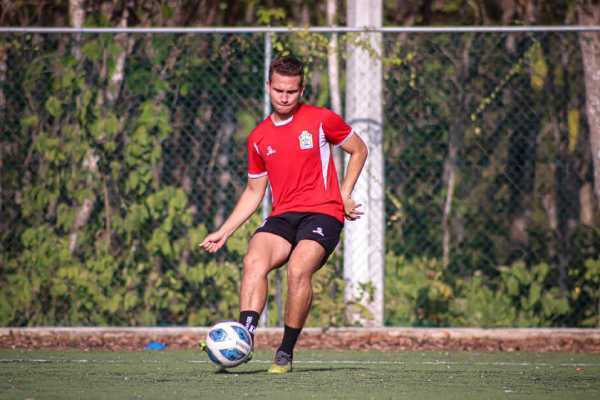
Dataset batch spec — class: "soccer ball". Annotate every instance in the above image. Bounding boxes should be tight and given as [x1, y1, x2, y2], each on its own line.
[204, 321, 253, 368]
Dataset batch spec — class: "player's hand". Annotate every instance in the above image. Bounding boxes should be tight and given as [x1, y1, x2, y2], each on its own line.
[200, 230, 230, 253]
[343, 196, 364, 221]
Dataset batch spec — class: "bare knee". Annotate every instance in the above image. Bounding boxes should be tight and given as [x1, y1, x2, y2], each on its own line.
[287, 266, 312, 288]
[243, 253, 270, 279]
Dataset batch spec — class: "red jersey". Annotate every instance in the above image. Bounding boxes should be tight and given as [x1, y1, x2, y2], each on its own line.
[247, 103, 353, 223]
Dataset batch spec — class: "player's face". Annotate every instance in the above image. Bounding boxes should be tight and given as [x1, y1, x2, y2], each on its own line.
[268, 72, 303, 118]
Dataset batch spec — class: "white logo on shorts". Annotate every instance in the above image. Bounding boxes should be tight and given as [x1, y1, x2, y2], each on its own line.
[312, 227, 324, 237]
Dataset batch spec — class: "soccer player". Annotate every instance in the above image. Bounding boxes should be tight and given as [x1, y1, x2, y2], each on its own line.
[200, 55, 368, 373]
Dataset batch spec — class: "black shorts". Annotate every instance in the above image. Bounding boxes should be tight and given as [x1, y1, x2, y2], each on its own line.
[254, 212, 343, 263]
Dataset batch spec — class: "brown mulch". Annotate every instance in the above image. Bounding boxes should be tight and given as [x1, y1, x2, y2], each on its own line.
[1, 327, 599, 352]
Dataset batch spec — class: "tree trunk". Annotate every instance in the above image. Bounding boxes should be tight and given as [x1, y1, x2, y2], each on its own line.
[0, 42, 6, 220]
[326, 0, 345, 323]
[504, 34, 542, 261]
[68, 0, 84, 60]
[301, 2, 310, 26]
[577, 2, 600, 213]
[441, 34, 473, 268]
[506, 100, 538, 257]
[539, 34, 580, 290]
[0, 41, 6, 111]
[214, 107, 235, 228]
[580, 182, 594, 226]
[69, 151, 99, 253]
[106, 3, 132, 105]
[442, 132, 459, 268]
[327, 0, 344, 178]
[69, 1, 132, 254]
[67, 0, 93, 255]
[327, 0, 342, 116]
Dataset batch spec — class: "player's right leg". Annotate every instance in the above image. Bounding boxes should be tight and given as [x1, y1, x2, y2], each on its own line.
[240, 232, 292, 316]
[238, 231, 292, 347]
[199, 230, 292, 363]
[237, 232, 290, 364]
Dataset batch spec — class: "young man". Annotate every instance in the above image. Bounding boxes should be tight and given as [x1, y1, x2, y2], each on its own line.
[200, 55, 368, 373]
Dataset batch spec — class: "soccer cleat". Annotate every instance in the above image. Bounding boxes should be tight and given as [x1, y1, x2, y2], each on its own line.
[244, 350, 253, 363]
[199, 341, 207, 352]
[267, 350, 293, 374]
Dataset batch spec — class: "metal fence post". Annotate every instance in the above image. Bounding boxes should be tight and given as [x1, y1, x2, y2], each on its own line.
[259, 31, 274, 328]
[344, 0, 385, 327]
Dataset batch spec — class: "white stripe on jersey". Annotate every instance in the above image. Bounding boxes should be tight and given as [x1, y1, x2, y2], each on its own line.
[248, 171, 267, 179]
[335, 129, 355, 147]
[318, 123, 331, 191]
[271, 115, 294, 126]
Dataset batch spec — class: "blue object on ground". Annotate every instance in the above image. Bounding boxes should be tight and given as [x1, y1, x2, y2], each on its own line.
[145, 341, 168, 350]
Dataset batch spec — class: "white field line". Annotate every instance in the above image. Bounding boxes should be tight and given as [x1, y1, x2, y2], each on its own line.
[1, 358, 599, 368]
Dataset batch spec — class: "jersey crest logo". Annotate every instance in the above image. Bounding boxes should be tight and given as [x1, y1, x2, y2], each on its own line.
[266, 145, 276, 156]
[299, 131, 313, 150]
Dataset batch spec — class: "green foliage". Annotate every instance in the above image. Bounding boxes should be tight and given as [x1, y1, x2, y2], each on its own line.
[450, 273, 518, 327]
[0, 32, 264, 327]
[2, 29, 598, 329]
[385, 254, 453, 326]
[257, 7, 286, 25]
[450, 262, 570, 327]
[568, 258, 600, 327]
[384, 255, 595, 327]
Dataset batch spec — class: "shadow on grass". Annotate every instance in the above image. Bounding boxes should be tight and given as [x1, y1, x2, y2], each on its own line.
[293, 367, 368, 373]
[217, 367, 367, 375]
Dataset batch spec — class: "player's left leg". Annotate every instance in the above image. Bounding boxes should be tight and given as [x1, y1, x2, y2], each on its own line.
[284, 240, 325, 328]
[268, 213, 342, 374]
[268, 239, 325, 374]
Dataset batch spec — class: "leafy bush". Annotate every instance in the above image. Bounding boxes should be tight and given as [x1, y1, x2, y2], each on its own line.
[385, 254, 453, 326]
[384, 255, 598, 328]
[2, 31, 599, 328]
[450, 262, 570, 327]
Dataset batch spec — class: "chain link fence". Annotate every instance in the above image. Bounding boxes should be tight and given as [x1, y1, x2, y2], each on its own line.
[0, 29, 598, 327]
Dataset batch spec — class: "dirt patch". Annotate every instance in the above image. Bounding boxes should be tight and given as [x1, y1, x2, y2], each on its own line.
[1, 327, 599, 352]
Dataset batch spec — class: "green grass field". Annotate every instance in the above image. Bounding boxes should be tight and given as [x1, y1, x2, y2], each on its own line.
[1, 349, 599, 399]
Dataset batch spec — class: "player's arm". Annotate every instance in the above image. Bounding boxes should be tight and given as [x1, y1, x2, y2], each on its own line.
[339, 133, 368, 221]
[200, 175, 268, 253]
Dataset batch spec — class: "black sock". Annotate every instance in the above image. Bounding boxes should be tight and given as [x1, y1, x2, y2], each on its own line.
[239, 310, 260, 342]
[278, 325, 302, 357]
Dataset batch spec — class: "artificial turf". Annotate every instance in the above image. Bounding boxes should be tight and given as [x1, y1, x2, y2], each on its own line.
[1, 349, 599, 399]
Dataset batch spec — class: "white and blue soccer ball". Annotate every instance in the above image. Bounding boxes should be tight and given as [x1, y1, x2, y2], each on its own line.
[204, 321, 253, 368]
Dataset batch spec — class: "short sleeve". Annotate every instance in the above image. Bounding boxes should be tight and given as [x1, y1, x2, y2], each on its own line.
[322, 109, 353, 146]
[247, 135, 267, 178]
